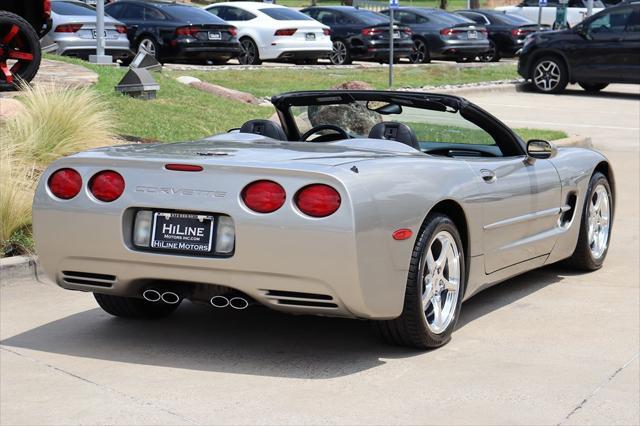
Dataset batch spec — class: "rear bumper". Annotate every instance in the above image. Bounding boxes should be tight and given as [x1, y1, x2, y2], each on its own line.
[275, 50, 330, 60]
[431, 39, 491, 58]
[354, 40, 414, 60]
[261, 38, 332, 60]
[167, 42, 242, 60]
[50, 37, 132, 59]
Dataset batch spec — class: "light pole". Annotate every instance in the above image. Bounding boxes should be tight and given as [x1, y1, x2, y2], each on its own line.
[89, 0, 113, 64]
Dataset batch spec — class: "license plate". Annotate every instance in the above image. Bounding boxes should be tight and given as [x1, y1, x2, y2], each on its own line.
[151, 212, 214, 254]
[208, 31, 221, 40]
[393, 31, 400, 39]
[92, 30, 107, 38]
[305, 33, 316, 41]
[468, 31, 477, 39]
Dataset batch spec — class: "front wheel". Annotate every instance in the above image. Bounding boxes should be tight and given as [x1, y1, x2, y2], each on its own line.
[94, 293, 180, 319]
[374, 213, 465, 349]
[479, 42, 500, 62]
[239, 38, 261, 65]
[578, 82, 609, 92]
[564, 172, 613, 271]
[409, 38, 430, 64]
[137, 37, 159, 59]
[0, 11, 42, 91]
[531, 56, 568, 93]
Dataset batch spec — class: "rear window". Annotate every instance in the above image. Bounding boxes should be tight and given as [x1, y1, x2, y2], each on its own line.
[52, 1, 96, 16]
[159, 4, 226, 23]
[491, 13, 534, 25]
[356, 9, 389, 25]
[430, 11, 474, 25]
[259, 8, 313, 20]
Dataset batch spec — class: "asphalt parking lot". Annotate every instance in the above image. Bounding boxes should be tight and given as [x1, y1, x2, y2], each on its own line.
[1, 84, 638, 426]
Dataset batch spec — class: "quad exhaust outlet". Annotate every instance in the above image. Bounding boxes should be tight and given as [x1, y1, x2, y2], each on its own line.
[210, 295, 249, 310]
[143, 289, 250, 309]
[142, 289, 180, 304]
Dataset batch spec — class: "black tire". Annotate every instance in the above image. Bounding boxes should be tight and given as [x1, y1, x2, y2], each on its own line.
[239, 37, 261, 65]
[564, 172, 613, 271]
[373, 213, 466, 349]
[0, 11, 42, 91]
[137, 36, 160, 59]
[479, 42, 500, 62]
[94, 293, 180, 319]
[409, 37, 431, 64]
[578, 82, 609, 92]
[329, 39, 352, 65]
[531, 55, 568, 94]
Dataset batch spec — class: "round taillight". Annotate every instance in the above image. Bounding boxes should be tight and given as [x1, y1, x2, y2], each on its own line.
[295, 184, 341, 218]
[241, 180, 286, 213]
[48, 168, 82, 200]
[89, 170, 125, 202]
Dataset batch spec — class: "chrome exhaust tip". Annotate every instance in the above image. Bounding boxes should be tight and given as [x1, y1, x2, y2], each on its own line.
[229, 297, 249, 310]
[161, 291, 180, 305]
[142, 289, 161, 302]
[210, 295, 230, 308]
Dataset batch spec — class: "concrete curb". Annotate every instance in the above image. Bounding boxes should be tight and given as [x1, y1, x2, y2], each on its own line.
[553, 135, 593, 149]
[0, 256, 41, 285]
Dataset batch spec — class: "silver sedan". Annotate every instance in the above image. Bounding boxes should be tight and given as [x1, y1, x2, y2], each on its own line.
[41, 0, 132, 61]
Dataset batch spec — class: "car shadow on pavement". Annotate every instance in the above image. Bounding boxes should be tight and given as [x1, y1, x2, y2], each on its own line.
[561, 88, 640, 101]
[2, 265, 569, 379]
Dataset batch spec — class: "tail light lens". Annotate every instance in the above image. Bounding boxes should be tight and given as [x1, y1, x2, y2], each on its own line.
[402, 27, 412, 35]
[55, 24, 82, 33]
[440, 28, 456, 36]
[89, 170, 125, 202]
[361, 27, 383, 37]
[48, 168, 82, 200]
[241, 180, 286, 213]
[115, 25, 127, 34]
[323, 28, 331, 36]
[511, 28, 530, 37]
[175, 26, 201, 36]
[274, 28, 297, 36]
[228, 26, 238, 37]
[295, 184, 341, 218]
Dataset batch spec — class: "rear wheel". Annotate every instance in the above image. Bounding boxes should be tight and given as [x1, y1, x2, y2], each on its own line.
[239, 37, 261, 65]
[0, 11, 42, 91]
[479, 42, 500, 62]
[374, 213, 465, 349]
[409, 38, 430, 64]
[531, 56, 568, 93]
[564, 172, 613, 271]
[94, 293, 180, 319]
[329, 39, 351, 65]
[138, 36, 159, 58]
[578, 82, 609, 92]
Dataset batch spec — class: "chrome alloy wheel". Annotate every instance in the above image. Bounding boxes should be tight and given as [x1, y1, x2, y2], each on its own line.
[239, 39, 257, 65]
[410, 39, 427, 64]
[588, 184, 611, 259]
[139, 38, 156, 57]
[533, 60, 561, 92]
[330, 40, 347, 65]
[421, 231, 461, 334]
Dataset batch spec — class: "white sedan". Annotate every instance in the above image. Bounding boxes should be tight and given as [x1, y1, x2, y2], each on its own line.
[204, 2, 332, 65]
[496, 0, 605, 28]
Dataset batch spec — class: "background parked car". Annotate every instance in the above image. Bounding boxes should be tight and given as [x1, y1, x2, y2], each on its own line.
[518, 2, 640, 93]
[496, 0, 605, 27]
[301, 6, 413, 65]
[456, 9, 549, 61]
[0, 0, 50, 89]
[379, 7, 489, 63]
[105, 0, 241, 64]
[204, 2, 331, 65]
[41, 1, 132, 62]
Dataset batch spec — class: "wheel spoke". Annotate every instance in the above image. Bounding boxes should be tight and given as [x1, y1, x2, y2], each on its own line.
[443, 278, 457, 292]
[436, 237, 452, 268]
[422, 281, 434, 309]
[431, 295, 443, 327]
[7, 51, 33, 61]
[0, 61, 13, 84]
[2, 25, 19, 44]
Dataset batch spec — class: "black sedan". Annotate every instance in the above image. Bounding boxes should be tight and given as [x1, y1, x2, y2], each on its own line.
[518, 2, 640, 93]
[105, 0, 241, 64]
[379, 7, 490, 63]
[456, 9, 549, 62]
[300, 6, 413, 65]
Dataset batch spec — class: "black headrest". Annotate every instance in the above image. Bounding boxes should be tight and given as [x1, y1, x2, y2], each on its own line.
[368, 122, 420, 150]
[240, 119, 287, 141]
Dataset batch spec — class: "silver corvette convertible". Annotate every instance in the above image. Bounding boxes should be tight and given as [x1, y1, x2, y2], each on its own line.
[33, 90, 614, 348]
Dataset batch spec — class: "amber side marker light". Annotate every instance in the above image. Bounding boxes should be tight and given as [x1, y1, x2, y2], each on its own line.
[392, 229, 413, 240]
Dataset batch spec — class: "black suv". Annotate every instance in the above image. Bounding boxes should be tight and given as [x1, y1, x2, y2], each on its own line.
[518, 2, 640, 93]
[1, 0, 52, 90]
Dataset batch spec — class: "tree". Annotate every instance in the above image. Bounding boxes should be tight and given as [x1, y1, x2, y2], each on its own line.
[439, 0, 448, 9]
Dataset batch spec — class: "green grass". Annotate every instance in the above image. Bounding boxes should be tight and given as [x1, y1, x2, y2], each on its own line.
[409, 122, 567, 144]
[188, 64, 518, 98]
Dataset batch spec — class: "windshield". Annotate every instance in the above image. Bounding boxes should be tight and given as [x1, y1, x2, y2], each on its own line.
[260, 8, 313, 20]
[290, 100, 496, 146]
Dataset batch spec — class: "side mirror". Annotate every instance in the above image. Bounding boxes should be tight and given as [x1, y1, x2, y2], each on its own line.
[527, 139, 557, 160]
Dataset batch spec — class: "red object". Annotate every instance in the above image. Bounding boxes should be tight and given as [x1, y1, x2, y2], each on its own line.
[175, 26, 201, 36]
[55, 24, 82, 33]
[228, 26, 238, 37]
[48, 169, 82, 200]
[511, 28, 530, 37]
[361, 27, 383, 37]
[242, 180, 286, 213]
[323, 28, 331, 36]
[274, 28, 297, 36]
[115, 25, 127, 34]
[402, 27, 412, 35]
[165, 164, 203, 172]
[295, 184, 341, 218]
[89, 171, 125, 202]
[43, 0, 51, 17]
[392, 229, 413, 241]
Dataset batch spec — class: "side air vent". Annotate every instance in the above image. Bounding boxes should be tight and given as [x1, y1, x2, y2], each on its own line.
[61, 271, 117, 288]
[262, 290, 338, 309]
[560, 193, 578, 227]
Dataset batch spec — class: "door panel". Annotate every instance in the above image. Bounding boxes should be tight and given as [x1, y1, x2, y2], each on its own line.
[465, 156, 562, 273]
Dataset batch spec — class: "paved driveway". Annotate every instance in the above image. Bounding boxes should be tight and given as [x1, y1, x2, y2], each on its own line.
[1, 85, 638, 426]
